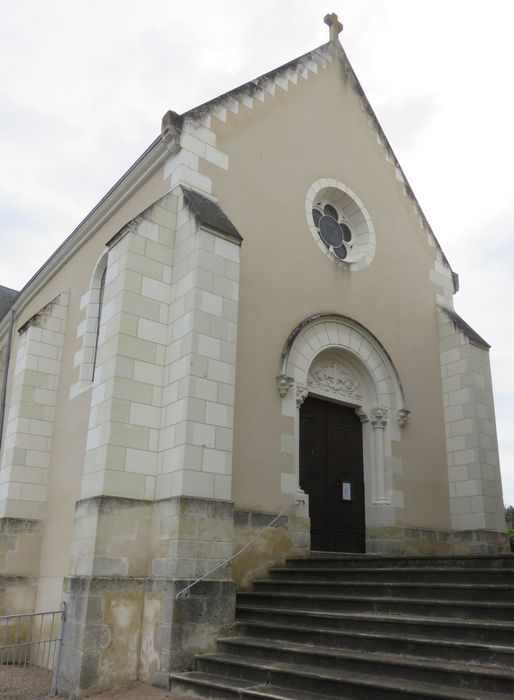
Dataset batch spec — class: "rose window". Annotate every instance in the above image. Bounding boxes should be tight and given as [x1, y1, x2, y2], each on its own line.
[312, 203, 353, 260]
[306, 180, 376, 271]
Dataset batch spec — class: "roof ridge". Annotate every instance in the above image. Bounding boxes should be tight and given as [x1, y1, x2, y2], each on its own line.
[182, 41, 336, 122]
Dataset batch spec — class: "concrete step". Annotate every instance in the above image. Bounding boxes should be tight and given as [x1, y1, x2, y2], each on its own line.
[269, 565, 514, 585]
[253, 578, 514, 602]
[170, 668, 514, 700]
[194, 652, 514, 698]
[286, 554, 514, 569]
[235, 618, 514, 667]
[237, 590, 514, 622]
[214, 637, 514, 693]
[170, 671, 324, 699]
[236, 605, 514, 646]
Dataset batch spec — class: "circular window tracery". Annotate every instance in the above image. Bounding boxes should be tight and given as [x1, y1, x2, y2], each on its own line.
[312, 202, 353, 260]
[305, 179, 376, 272]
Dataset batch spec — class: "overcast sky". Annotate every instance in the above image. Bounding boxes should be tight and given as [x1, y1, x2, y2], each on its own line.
[1, 0, 513, 504]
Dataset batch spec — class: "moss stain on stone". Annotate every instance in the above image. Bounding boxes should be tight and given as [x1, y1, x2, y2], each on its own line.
[98, 591, 143, 689]
[232, 526, 297, 590]
[139, 592, 162, 683]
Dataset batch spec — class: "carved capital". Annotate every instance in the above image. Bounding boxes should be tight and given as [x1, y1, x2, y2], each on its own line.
[370, 407, 388, 429]
[397, 408, 411, 427]
[355, 407, 368, 423]
[277, 374, 294, 398]
[296, 385, 309, 408]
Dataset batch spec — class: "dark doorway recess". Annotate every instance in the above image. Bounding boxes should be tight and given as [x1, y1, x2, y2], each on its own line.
[300, 395, 365, 552]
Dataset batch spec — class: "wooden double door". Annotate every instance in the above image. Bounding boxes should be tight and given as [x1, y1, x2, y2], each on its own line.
[299, 396, 365, 552]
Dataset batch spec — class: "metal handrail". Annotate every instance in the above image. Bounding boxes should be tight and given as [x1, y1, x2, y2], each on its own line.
[175, 497, 305, 600]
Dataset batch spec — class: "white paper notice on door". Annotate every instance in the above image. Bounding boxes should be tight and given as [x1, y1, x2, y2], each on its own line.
[342, 482, 352, 501]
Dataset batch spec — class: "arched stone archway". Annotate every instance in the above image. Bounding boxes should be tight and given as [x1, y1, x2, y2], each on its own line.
[277, 314, 410, 549]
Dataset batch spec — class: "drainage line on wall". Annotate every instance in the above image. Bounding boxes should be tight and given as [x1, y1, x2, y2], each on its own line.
[0, 309, 15, 449]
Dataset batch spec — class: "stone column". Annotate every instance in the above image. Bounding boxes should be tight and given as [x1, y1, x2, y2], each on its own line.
[292, 385, 310, 519]
[369, 407, 389, 504]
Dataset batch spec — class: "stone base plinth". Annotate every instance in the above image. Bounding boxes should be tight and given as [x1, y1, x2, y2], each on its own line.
[366, 527, 453, 556]
[60, 495, 240, 698]
[59, 576, 146, 698]
[59, 575, 235, 698]
[141, 578, 235, 687]
[452, 529, 510, 554]
[366, 526, 510, 555]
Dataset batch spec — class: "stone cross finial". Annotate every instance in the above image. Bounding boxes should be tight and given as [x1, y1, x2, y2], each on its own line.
[324, 12, 343, 42]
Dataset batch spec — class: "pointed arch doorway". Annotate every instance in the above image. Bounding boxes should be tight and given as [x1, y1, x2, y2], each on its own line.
[300, 395, 365, 552]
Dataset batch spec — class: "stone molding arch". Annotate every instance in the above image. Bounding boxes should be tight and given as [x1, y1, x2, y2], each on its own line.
[277, 313, 409, 426]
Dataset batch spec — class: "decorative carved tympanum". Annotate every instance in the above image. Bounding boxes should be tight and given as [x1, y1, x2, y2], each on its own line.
[308, 360, 363, 401]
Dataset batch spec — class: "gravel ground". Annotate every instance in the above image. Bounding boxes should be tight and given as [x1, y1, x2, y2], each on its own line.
[0, 663, 53, 700]
[0, 668, 194, 700]
[59, 681, 194, 699]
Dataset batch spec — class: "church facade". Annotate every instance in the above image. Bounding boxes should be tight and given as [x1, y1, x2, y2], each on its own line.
[0, 17, 507, 697]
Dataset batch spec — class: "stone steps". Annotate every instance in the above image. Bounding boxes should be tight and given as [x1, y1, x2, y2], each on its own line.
[252, 578, 514, 602]
[208, 643, 514, 690]
[236, 606, 514, 645]
[169, 553, 514, 699]
[236, 618, 514, 666]
[168, 671, 326, 699]
[288, 554, 514, 569]
[171, 660, 514, 699]
[237, 590, 514, 621]
[268, 566, 514, 585]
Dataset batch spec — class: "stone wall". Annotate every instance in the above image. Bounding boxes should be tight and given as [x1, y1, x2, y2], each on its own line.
[232, 508, 310, 590]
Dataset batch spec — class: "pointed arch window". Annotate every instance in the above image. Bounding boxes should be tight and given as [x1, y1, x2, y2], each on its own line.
[91, 264, 106, 381]
[70, 253, 108, 397]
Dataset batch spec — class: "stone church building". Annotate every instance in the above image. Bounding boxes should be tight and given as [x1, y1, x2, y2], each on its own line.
[0, 15, 508, 697]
